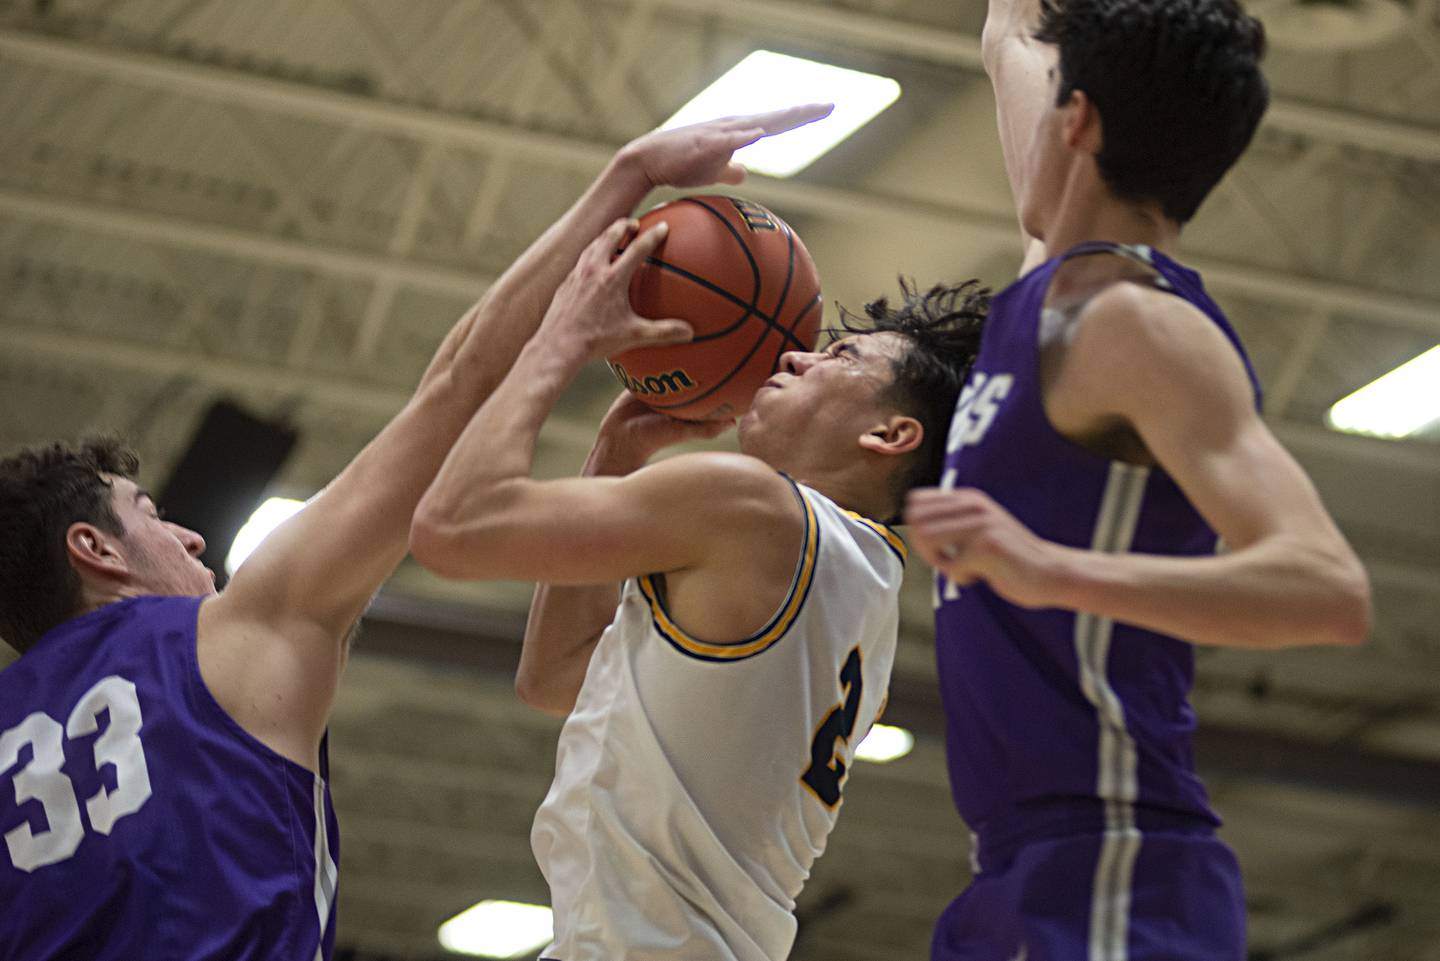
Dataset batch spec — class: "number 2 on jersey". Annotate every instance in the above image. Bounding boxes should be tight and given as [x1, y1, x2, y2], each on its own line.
[0, 675, 153, 872]
[802, 647, 863, 808]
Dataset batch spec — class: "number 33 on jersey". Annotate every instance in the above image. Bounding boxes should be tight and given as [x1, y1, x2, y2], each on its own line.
[0, 675, 152, 872]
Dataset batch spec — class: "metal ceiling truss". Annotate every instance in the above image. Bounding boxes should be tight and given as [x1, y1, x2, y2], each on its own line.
[2, 29, 1437, 341]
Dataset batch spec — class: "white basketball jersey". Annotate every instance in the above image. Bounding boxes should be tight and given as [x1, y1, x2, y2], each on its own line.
[531, 479, 905, 961]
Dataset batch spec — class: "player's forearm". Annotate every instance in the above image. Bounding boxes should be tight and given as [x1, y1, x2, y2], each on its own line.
[411, 335, 586, 578]
[516, 581, 620, 717]
[1049, 536, 1372, 649]
[439, 156, 652, 404]
[979, 0, 1051, 255]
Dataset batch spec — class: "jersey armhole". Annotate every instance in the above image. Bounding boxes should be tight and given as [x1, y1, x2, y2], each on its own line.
[638, 477, 819, 663]
[187, 596, 328, 781]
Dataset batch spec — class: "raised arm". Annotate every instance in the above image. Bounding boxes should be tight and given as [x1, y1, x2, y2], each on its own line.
[908, 285, 1372, 649]
[198, 105, 831, 768]
[982, 0, 1054, 271]
[412, 224, 799, 715]
[516, 397, 730, 716]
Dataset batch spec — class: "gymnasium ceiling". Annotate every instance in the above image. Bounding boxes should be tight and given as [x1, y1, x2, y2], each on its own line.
[1, 0, 1438, 958]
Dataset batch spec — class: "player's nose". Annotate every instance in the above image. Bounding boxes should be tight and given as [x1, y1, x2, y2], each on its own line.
[780, 350, 821, 375]
[169, 522, 206, 557]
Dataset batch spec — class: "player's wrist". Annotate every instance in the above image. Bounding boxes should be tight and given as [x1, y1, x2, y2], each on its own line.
[1045, 544, 1111, 613]
[607, 143, 661, 195]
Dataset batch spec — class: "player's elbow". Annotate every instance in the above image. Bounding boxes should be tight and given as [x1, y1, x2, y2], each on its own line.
[409, 505, 481, 580]
[1288, 547, 1372, 648]
[979, 18, 1029, 77]
[514, 671, 575, 719]
[980, 23, 1006, 76]
[1324, 556, 1372, 648]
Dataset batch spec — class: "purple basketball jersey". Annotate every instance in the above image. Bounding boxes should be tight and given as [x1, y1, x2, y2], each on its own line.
[0, 596, 338, 961]
[934, 242, 1261, 870]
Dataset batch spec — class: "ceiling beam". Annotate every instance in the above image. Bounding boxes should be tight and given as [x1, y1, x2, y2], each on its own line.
[4, 23, 1440, 174]
[647, 0, 985, 69]
[650, 0, 1440, 163]
[0, 320, 602, 452]
[0, 186, 487, 298]
[3, 30, 1438, 337]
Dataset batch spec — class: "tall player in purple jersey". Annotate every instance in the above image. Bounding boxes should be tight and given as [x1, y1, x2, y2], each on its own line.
[0, 106, 827, 961]
[905, 0, 1372, 958]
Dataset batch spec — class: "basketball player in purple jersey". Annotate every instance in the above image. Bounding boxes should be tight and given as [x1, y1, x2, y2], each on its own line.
[904, 0, 1372, 958]
[0, 105, 827, 961]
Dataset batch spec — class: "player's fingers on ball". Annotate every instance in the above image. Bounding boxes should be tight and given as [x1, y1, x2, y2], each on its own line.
[587, 217, 634, 268]
[638, 318, 693, 346]
[613, 221, 668, 276]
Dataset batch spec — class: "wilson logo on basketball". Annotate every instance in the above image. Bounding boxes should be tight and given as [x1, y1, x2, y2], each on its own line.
[728, 198, 778, 233]
[609, 363, 698, 397]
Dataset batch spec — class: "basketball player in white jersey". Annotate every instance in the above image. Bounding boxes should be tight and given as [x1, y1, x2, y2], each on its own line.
[411, 227, 988, 956]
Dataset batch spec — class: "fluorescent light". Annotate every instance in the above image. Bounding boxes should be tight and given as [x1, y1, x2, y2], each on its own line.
[224, 496, 305, 574]
[1327, 345, 1440, 438]
[855, 723, 914, 763]
[438, 901, 554, 958]
[661, 51, 900, 177]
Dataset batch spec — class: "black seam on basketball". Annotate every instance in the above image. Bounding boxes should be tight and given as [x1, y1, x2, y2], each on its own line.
[768, 224, 803, 351]
[633, 197, 815, 413]
[638, 312, 791, 412]
[683, 197, 762, 308]
[641, 257, 763, 343]
[687, 197, 805, 348]
[641, 256, 807, 347]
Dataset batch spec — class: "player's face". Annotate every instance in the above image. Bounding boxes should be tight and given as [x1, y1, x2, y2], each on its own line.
[738, 331, 907, 464]
[105, 476, 217, 597]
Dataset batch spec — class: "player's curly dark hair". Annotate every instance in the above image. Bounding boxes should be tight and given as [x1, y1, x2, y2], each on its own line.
[0, 436, 140, 652]
[1035, 0, 1268, 223]
[838, 278, 990, 515]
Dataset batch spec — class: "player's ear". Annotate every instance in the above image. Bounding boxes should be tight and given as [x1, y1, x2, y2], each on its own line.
[1063, 89, 1102, 156]
[66, 522, 130, 583]
[858, 415, 923, 458]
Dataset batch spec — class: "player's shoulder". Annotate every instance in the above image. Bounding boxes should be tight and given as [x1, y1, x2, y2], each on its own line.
[640, 451, 798, 511]
[1071, 277, 1235, 371]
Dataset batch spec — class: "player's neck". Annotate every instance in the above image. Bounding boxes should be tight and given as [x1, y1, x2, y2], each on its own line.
[77, 581, 145, 617]
[799, 467, 896, 526]
[1041, 178, 1180, 262]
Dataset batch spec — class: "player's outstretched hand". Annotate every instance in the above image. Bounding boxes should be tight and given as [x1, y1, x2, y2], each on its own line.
[585, 392, 734, 477]
[541, 217, 693, 361]
[905, 487, 1068, 610]
[620, 103, 834, 189]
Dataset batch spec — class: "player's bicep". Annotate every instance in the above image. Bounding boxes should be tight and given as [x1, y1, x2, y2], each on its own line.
[412, 454, 779, 586]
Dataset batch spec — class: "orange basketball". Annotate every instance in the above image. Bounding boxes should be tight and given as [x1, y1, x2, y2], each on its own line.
[607, 195, 822, 421]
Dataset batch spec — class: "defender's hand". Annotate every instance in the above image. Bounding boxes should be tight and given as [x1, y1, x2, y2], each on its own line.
[585, 393, 734, 477]
[905, 487, 1070, 610]
[540, 218, 693, 361]
[619, 104, 834, 189]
